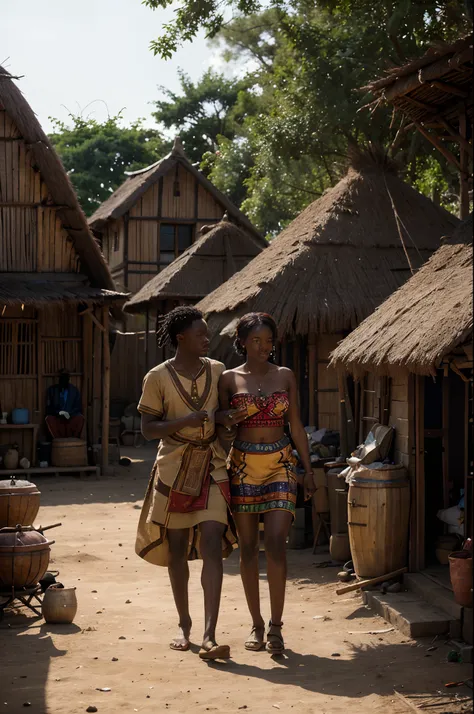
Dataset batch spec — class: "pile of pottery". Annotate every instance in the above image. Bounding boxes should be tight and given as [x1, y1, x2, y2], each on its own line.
[0, 477, 76, 623]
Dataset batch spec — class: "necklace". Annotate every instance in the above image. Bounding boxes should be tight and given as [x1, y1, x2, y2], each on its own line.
[244, 364, 270, 396]
[172, 359, 204, 408]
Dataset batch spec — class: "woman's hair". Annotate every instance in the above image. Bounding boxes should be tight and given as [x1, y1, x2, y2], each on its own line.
[156, 306, 204, 348]
[234, 312, 277, 357]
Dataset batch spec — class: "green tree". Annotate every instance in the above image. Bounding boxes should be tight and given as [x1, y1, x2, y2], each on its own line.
[49, 113, 168, 215]
[152, 69, 249, 163]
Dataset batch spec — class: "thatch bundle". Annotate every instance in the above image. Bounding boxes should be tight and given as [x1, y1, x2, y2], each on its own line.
[124, 218, 263, 314]
[197, 150, 459, 355]
[330, 215, 473, 376]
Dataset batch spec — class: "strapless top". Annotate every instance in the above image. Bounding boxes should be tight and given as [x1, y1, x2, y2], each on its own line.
[230, 391, 289, 428]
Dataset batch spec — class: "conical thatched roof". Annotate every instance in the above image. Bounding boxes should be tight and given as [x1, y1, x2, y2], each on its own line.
[0, 66, 124, 303]
[89, 138, 265, 246]
[197, 152, 459, 353]
[124, 218, 264, 314]
[330, 215, 473, 376]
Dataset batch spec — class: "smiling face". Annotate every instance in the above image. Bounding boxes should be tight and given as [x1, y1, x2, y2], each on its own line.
[242, 324, 274, 364]
[176, 318, 210, 358]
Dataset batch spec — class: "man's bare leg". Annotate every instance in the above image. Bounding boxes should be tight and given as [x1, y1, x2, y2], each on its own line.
[167, 527, 192, 650]
[198, 520, 230, 659]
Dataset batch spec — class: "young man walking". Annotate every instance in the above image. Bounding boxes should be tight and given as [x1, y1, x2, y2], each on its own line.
[135, 306, 241, 659]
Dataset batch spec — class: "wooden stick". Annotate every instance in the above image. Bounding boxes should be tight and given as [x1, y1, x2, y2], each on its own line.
[336, 567, 407, 595]
[101, 307, 110, 472]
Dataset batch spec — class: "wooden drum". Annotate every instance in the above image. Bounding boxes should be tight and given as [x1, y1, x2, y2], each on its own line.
[0, 478, 41, 528]
[0, 526, 54, 589]
[348, 464, 410, 578]
[51, 438, 87, 468]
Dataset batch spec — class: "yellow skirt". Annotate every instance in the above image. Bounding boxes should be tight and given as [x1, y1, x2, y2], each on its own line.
[229, 437, 297, 516]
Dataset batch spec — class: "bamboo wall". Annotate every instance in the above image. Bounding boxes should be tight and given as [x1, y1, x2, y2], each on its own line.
[110, 330, 163, 406]
[101, 163, 226, 301]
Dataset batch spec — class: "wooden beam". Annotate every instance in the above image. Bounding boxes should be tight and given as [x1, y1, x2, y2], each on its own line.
[101, 307, 110, 472]
[415, 375, 425, 571]
[123, 214, 129, 290]
[82, 311, 93, 445]
[442, 365, 450, 510]
[414, 121, 463, 173]
[429, 80, 469, 98]
[438, 117, 473, 159]
[128, 216, 217, 223]
[36, 206, 43, 271]
[459, 111, 470, 219]
[36, 309, 43, 431]
[308, 335, 317, 427]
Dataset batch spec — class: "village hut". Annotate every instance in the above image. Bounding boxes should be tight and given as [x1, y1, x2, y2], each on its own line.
[330, 215, 472, 573]
[89, 137, 264, 331]
[0, 67, 127, 472]
[197, 148, 459, 435]
[109, 217, 264, 404]
[362, 33, 473, 217]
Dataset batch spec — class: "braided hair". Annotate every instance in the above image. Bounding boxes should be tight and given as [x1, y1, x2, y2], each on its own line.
[156, 306, 204, 348]
[234, 312, 277, 357]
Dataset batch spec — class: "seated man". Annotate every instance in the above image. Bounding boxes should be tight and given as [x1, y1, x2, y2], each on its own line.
[45, 370, 84, 439]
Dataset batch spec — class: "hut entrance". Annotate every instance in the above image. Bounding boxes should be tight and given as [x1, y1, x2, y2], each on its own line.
[416, 368, 471, 569]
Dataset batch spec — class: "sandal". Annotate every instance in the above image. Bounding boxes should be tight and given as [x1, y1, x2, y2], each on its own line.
[266, 621, 284, 656]
[245, 625, 266, 651]
[198, 642, 231, 660]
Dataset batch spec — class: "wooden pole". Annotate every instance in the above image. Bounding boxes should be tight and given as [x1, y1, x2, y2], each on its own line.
[459, 111, 470, 219]
[336, 568, 407, 595]
[101, 306, 110, 472]
[145, 306, 150, 374]
[442, 364, 450, 509]
[82, 312, 92, 445]
[415, 375, 425, 571]
[308, 334, 317, 426]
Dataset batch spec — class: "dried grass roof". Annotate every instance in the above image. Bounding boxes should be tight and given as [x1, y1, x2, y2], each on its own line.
[197, 149, 459, 351]
[362, 34, 473, 126]
[88, 138, 265, 246]
[124, 219, 263, 314]
[0, 274, 125, 307]
[0, 66, 123, 308]
[330, 215, 473, 376]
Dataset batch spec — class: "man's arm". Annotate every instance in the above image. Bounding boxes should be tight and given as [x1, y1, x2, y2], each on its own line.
[141, 410, 208, 441]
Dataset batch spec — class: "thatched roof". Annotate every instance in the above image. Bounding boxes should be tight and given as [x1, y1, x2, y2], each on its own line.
[124, 218, 263, 314]
[0, 66, 124, 308]
[329, 215, 473, 376]
[0, 274, 124, 307]
[197, 150, 459, 355]
[88, 138, 265, 247]
[362, 34, 473, 127]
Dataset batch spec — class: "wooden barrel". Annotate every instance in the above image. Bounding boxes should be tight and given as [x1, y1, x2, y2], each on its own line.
[51, 438, 87, 468]
[0, 478, 41, 528]
[348, 464, 410, 578]
[0, 526, 54, 588]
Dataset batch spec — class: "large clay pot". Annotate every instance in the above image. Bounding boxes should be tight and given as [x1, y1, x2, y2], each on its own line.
[0, 477, 40, 528]
[3, 449, 19, 471]
[42, 585, 77, 624]
[0, 526, 54, 589]
[449, 551, 473, 608]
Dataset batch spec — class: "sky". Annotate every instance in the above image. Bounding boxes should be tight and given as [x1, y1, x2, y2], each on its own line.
[1, 0, 226, 133]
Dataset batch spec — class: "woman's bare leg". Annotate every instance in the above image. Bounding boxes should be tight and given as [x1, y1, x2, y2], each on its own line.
[234, 513, 265, 637]
[263, 510, 293, 626]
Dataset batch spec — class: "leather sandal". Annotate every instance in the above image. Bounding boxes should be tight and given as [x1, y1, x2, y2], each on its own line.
[245, 625, 266, 651]
[266, 621, 284, 655]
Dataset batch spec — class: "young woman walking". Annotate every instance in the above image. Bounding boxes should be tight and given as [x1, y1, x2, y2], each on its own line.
[219, 312, 314, 655]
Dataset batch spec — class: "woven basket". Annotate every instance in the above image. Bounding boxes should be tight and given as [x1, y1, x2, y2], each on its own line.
[51, 438, 87, 467]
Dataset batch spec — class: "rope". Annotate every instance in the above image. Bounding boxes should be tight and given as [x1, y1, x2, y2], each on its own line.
[383, 175, 414, 275]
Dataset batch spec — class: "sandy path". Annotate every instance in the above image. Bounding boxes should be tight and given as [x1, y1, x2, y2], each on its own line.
[1, 447, 472, 714]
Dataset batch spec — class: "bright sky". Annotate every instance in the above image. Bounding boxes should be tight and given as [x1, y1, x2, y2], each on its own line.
[2, 0, 225, 134]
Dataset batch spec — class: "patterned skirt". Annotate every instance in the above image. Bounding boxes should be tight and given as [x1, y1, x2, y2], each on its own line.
[229, 436, 298, 516]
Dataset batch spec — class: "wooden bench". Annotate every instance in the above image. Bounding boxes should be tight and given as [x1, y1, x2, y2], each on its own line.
[3, 466, 101, 478]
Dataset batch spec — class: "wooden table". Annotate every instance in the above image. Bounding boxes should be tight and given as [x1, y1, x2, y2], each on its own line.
[0, 423, 39, 466]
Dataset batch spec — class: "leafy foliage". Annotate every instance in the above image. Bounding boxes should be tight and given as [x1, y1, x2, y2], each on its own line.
[49, 113, 168, 215]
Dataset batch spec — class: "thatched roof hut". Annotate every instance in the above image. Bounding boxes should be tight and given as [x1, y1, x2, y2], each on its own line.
[89, 138, 263, 244]
[124, 217, 264, 314]
[198, 150, 459, 355]
[0, 66, 125, 312]
[361, 34, 473, 217]
[330, 215, 473, 376]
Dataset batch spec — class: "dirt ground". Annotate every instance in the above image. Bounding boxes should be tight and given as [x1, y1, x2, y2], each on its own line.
[1, 446, 472, 714]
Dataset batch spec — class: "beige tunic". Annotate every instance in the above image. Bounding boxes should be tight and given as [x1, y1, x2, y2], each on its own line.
[135, 358, 236, 567]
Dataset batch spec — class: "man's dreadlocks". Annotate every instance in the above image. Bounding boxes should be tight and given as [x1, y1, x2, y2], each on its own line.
[156, 306, 204, 348]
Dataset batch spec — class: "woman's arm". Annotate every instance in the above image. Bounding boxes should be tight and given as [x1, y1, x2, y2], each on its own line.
[140, 411, 207, 441]
[215, 371, 248, 427]
[285, 368, 315, 500]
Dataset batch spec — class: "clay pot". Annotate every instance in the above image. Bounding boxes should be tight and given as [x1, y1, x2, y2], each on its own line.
[42, 585, 77, 624]
[449, 551, 473, 608]
[330, 533, 351, 563]
[4, 449, 19, 471]
[0, 477, 40, 528]
[0, 526, 54, 589]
